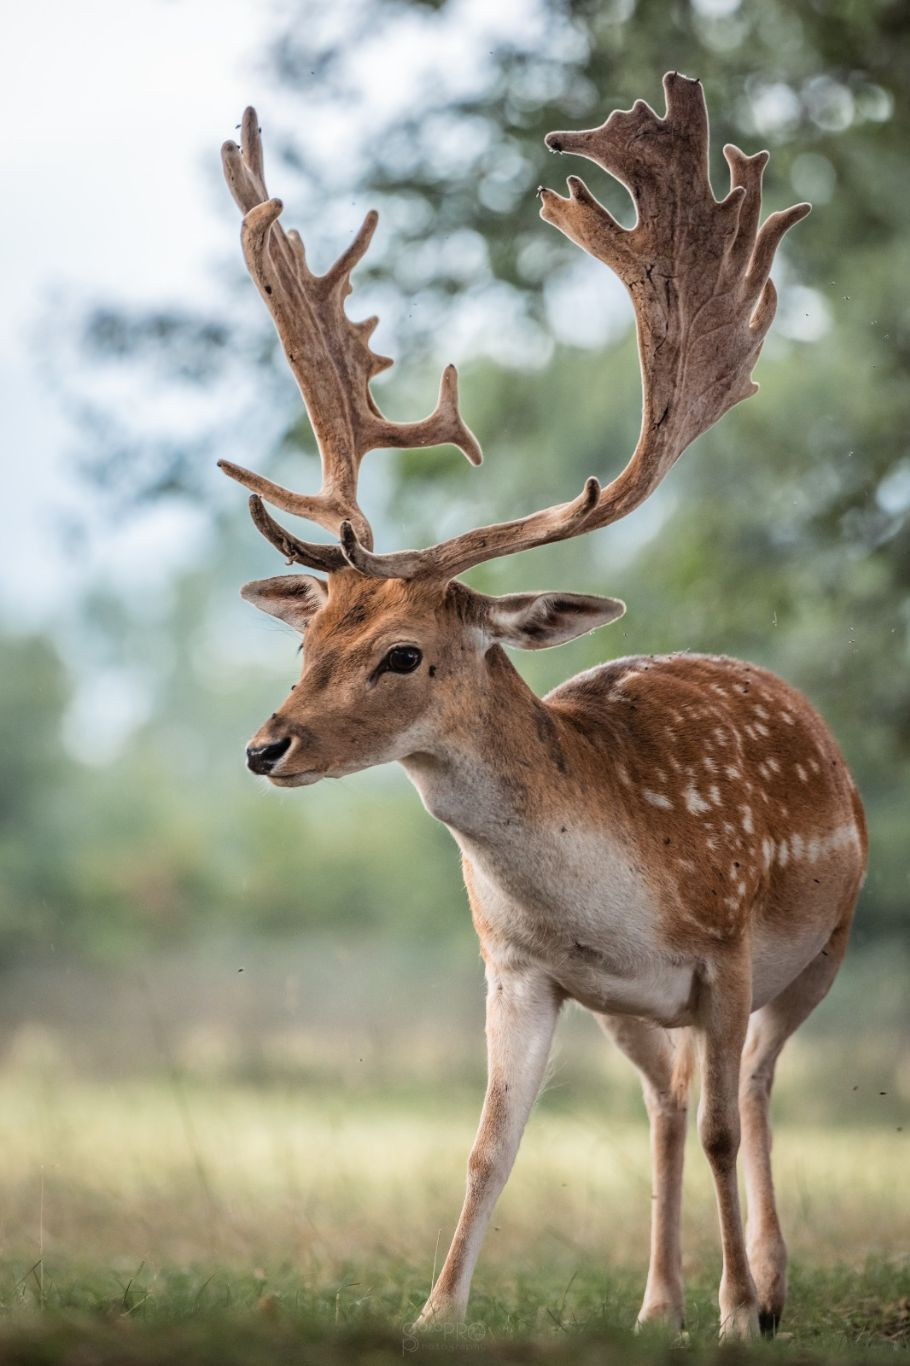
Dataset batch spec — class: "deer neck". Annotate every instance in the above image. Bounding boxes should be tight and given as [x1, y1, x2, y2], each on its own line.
[401, 645, 577, 843]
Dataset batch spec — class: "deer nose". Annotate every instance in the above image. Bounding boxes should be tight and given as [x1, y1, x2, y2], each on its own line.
[246, 736, 292, 774]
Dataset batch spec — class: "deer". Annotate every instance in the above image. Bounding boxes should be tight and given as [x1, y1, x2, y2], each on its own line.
[218, 73, 867, 1341]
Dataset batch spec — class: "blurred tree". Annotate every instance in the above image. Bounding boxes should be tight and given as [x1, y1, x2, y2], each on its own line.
[28, 0, 910, 953]
[0, 634, 76, 963]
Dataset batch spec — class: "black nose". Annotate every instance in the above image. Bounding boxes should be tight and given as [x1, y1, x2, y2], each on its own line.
[246, 737, 292, 774]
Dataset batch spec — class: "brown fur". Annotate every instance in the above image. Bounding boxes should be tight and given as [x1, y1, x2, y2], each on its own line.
[548, 652, 867, 950]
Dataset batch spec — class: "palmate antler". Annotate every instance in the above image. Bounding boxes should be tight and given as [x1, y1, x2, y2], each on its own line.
[218, 107, 481, 572]
[222, 76, 809, 580]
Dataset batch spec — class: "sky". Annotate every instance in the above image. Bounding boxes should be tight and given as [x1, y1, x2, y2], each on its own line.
[0, 0, 287, 623]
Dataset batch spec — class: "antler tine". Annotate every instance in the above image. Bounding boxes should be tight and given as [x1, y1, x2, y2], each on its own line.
[344, 72, 809, 581]
[219, 106, 482, 560]
[249, 495, 346, 574]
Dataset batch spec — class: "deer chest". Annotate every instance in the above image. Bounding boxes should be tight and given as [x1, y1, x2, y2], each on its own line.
[458, 825, 698, 1027]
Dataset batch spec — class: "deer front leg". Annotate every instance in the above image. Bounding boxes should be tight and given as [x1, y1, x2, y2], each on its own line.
[695, 957, 759, 1341]
[415, 961, 561, 1327]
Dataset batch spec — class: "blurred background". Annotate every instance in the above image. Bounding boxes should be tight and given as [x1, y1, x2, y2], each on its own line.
[0, 0, 906, 1328]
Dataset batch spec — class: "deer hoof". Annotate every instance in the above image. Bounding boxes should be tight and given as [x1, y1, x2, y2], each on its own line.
[719, 1303, 760, 1341]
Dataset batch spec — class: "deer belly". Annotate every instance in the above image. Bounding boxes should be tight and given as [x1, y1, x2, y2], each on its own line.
[553, 955, 698, 1026]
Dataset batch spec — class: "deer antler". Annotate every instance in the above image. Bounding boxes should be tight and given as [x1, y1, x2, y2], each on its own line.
[218, 106, 481, 569]
[336, 72, 810, 580]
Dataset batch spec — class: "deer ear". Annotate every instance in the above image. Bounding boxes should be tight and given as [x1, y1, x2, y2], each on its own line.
[483, 590, 626, 650]
[240, 575, 328, 631]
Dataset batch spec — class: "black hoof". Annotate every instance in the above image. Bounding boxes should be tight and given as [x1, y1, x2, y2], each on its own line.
[758, 1310, 781, 1339]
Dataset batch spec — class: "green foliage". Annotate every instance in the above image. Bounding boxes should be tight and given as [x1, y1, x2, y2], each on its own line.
[13, 0, 909, 960]
[0, 611, 469, 964]
[0, 635, 81, 964]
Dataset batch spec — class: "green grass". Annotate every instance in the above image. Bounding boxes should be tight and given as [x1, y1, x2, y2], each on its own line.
[0, 1073, 905, 1363]
[0, 1259, 906, 1365]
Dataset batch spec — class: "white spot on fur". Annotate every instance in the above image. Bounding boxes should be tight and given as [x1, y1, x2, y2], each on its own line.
[766, 756, 780, 774]
[777, 841, 790, 868]
[703, 755, 717, 773]
[781, 711, 795, 726]
[709, 784, 722, 806]
[617, 763, 632, 787]
[762, 837, 774, 869]
[684, 786, 711, 815]
[737, 879, 747, 897]
[827, 822, 861, 853]
[754, 705, 770, 720]
[741, 805, 754, 834]
[725, 765, 742, 780]
[791, 833, 805, 860]
[754, 722, 771, 737]
[796, 763, 808, 782]
[643, 789, 673, 810]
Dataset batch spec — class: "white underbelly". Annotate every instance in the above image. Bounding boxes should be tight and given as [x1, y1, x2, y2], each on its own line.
[552, 956, 698, 1027]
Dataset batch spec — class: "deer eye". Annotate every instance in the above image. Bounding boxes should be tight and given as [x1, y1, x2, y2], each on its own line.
[386, 645, 422, 674]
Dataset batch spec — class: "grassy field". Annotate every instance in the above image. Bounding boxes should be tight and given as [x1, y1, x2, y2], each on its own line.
[0, 1067, 905, 1364]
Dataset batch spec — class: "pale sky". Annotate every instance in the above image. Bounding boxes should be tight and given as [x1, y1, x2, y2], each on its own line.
[1, 0, 277, 622]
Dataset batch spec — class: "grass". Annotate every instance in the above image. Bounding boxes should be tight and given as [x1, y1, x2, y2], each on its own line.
[0, 1069, 905, 1363]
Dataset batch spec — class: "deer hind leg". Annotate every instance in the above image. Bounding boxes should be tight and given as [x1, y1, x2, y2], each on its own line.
[597, 1014, 691, 1332]
[740, 916, 852, 1337]
[414, 962, 561, 1328]
[695, 955, 759, 1340]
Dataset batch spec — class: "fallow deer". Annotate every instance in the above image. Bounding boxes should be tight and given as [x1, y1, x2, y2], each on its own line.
[218, 74, 867, 1340]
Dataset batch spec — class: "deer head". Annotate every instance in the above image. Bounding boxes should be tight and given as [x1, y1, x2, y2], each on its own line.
[221, 75, 809, 785]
